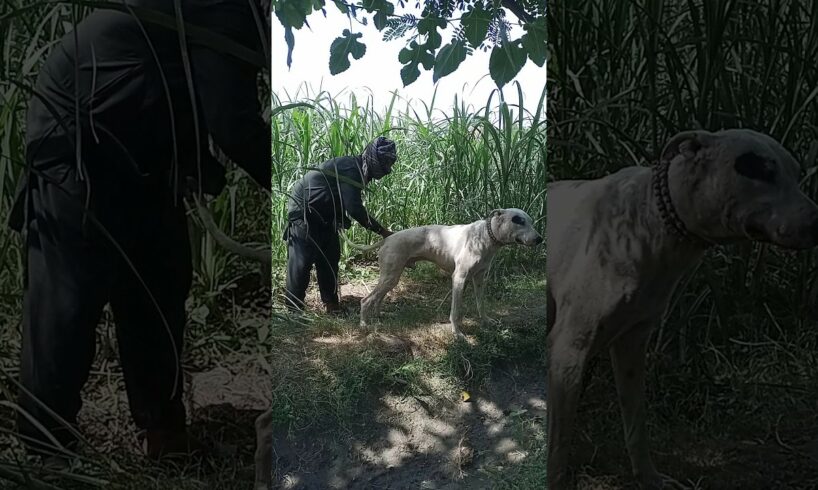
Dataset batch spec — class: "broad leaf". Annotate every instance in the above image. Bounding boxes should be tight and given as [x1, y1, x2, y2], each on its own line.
[433, 39, 468, 82]
[521, 19, 546, 67]
[333, 0, 349, 14]
[373, 11, 389, 30]
[489, 39, 527, 88]
[275, 0, 324, 29]
[461, 4, 492, 48]
[329, 29, 367, 75]
[400, 62, 421, 87]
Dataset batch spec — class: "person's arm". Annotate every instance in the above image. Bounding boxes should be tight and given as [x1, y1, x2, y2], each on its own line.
[334, 160, 388, 235]
[188, 2, 271, 191]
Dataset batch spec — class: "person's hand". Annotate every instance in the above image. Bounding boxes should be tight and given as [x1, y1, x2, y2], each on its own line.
[380, 229, 393, 238]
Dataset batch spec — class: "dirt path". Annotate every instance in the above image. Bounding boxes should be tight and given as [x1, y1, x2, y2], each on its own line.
[270, 364, 545, 489]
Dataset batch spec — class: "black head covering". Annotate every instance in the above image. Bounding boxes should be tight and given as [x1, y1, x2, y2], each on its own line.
[362, 136, 397, 181]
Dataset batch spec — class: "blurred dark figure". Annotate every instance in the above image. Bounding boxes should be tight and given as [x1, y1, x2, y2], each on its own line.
[283, 137, 396, 313]
[6, 0, 271, 460]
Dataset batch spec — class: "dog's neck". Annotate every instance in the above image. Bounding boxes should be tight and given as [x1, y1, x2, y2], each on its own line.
[485, 217, 504, 246]
[635, 168, 709, 270]
[651, 160, 715, 248]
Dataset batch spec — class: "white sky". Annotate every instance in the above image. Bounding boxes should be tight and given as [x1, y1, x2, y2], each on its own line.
[271, 6, 545, 117]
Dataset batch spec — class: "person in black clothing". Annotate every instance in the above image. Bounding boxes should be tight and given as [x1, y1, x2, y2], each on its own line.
[284, 137, 397, 313]
[6, 0, 271, 460]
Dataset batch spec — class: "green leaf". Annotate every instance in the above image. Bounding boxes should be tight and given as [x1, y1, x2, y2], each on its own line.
[329, 29, 367, 75]
[276, 0, 324, 29]
[333, 0, 349, 13]
[398, 40, 433, 86]
[521, 19, 546, 67]
[433, 39, 468, 82]
[489, 39, 527, 88]
[461, 4, 492, 48]
[373, 11, 389, 30]
[398, 43, 416, 64]
[400, 62, 421, 86]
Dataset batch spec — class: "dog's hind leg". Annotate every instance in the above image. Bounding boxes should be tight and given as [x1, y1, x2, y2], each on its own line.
[360, 262, 404, 327]
[546, 314, 594, 489]
[610, 323, 683, 490]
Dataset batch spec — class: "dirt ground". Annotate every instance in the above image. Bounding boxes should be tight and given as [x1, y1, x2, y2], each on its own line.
[266, 270, 548, 490]
[269, 364, 545, 489]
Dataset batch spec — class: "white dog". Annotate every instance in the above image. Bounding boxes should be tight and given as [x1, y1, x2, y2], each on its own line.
[358, 208, 543, 336]
[546, 129, 818, 489]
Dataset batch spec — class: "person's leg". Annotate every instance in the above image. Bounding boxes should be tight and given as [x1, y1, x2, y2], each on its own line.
[17, 160, 111, 456]
[108, 176, 193, 458]
[284, 220, 315, 310]
[314, 225, 342, 310]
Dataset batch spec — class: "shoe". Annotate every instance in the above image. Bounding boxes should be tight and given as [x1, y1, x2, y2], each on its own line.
[143, 429, 206, 460]
[324, 302, 345, 315]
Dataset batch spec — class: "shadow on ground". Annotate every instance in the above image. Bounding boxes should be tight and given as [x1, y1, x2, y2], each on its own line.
[267, 263, 547, 489]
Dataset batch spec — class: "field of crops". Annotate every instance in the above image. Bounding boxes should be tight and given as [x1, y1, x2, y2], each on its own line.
[270, 83, 546, 302]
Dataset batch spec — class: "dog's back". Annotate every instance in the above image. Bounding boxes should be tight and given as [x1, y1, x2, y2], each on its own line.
[547, 167, 650, 286]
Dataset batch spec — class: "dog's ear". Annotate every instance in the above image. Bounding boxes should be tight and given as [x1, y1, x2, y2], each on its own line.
[660, 130, 713, 162]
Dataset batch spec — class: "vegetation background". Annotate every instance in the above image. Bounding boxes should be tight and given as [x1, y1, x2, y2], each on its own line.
[549, 1, 818, 488]
[266, 1, 547, 487]
[0, 1, 547, 489]
[265, 82, 547, 487]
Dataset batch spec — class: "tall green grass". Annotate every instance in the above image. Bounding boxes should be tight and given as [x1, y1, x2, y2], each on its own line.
[270, 83, 547, 304]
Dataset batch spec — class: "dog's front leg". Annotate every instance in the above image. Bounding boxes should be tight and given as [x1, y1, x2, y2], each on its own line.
[547, 316, 593, 489]
[449, 268, 470, 337]
[471, 269, 494, 326]
[611, 324, 685, 490]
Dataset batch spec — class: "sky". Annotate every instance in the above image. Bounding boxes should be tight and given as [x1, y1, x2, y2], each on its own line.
[270, 6, 545, 117]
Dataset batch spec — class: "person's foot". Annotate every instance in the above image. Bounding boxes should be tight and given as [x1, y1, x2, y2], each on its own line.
[324, 302, 346, 315]
[143, 429, 206, 461]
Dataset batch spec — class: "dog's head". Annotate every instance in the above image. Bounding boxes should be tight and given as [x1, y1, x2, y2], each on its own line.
[488, 208, 544, 246]
[661, 128, 818, 250]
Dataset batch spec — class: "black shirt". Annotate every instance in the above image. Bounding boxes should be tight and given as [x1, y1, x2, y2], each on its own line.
[20, 0, 270, 194]
[286, 156, 383, 234]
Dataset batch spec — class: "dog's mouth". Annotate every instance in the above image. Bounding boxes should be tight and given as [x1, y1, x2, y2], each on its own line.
[743, 217, 818, 250]
[516, 236, 544, 246]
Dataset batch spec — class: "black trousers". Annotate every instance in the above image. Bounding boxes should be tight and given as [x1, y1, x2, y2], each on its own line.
[284, 219, 340, 308]
[16, 155, 190, 455]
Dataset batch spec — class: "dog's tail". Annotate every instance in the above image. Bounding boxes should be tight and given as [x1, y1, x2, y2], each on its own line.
[188, 193, 271, 266]
[339, 230, 385, 254]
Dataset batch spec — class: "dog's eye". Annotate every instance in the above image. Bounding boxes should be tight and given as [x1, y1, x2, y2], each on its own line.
[512, 216, 526, 226]
[735, 152, 775, 183]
